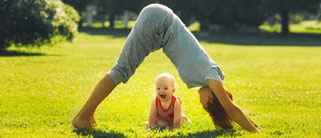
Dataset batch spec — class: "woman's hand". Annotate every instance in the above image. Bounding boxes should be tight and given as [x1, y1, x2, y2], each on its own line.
[207, 79, 260, 133]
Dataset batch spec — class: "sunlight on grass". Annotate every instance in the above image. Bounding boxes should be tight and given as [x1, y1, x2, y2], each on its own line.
[83, 21, 136, 29]
[187, 22, 201, 32]
[260, 20, 321, 33]
[1, 32, 320, 137]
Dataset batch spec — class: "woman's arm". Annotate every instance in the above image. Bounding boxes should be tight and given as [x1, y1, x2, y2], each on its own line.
[207, 79, 259, 133]
[247, 115, 259, 128]
[148, 98, 157, 127]
[173, 99, 182, 128]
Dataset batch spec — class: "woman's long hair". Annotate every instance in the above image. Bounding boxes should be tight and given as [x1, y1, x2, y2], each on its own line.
[207, 89, 234, 128]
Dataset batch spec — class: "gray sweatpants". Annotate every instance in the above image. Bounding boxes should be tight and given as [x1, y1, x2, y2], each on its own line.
[108, 4, 225, 88]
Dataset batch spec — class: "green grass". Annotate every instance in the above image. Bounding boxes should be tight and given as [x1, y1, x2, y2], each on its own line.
[260, 20, 321, 33]
[83, 21, 136, 29]
[1, 30, 321, 137]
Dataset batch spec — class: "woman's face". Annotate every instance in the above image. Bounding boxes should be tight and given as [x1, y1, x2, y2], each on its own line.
[198, 86, 214, 112]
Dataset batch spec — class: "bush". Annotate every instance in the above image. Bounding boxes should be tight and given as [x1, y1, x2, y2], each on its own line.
[0, 0, 80, 50]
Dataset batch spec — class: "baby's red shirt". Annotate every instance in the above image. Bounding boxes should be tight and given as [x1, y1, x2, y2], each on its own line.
[156, 96, 181, 125]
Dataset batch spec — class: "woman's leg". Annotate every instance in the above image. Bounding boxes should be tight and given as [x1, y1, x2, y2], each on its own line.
[72, 4, 175, 130]
[72, 75, 115, 129]
[107, 4, 174, 85]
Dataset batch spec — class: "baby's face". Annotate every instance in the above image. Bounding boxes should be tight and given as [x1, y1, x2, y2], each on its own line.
[156, 77, 175, 101]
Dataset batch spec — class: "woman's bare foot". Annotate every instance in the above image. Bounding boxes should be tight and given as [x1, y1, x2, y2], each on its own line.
[90, 114, 97, 126]
[72, 115, 94, 130]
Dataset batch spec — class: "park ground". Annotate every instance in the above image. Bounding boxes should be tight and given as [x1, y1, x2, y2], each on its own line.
[0, 21, 321, 137]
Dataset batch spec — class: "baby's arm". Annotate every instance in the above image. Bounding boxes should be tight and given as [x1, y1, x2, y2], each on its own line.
[173, 99, 182, 128]
[148, 98, 157, 127]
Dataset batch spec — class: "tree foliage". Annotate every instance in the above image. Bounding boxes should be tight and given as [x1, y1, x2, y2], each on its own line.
[61, 0, 91, 13]
[95, 0, 143, 28]
[61, 0, 91, 27]
[96, 0, 125, 28]
[138, 0, 265, 31]
[158, 0, 199, 26]
[196, 0, 265, 31]
[126, 0, 321, 33]
[261, 0, 321, 34]
[0, 0, 80, 50]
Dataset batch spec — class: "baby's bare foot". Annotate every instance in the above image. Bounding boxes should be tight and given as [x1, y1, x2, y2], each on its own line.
[72, 115, 94, 130]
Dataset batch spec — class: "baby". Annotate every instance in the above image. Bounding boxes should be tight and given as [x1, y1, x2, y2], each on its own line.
[147, 73, 190, 128]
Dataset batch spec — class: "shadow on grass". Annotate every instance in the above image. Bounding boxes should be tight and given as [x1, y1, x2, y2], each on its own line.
[149, 126, 241, 137]
[149, 125, 175, 132]
[160, 129, 242, 137]
[79, 27, 130, 38]
[79, 27, 321, 47]
[73, 129, 125, 138]
[0, 50, 45, 57]
[193, 31, 321, 47]
[73, 127, 240, 137]
[181, 129, 242, 138]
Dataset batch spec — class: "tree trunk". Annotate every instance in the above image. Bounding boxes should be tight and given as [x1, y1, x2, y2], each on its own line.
[200, 19, 210, 31]
[78, 20, 83, 28]
[109, 14, 115, 29]
[281, 9, 289, 35]
[77, 10, 83, 28]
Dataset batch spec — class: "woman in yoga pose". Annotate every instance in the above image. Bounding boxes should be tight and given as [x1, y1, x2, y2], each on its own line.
[72, 3, 259, 133]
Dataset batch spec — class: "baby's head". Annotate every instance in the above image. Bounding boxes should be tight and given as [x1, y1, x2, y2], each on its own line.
[155, 73, 176, 101]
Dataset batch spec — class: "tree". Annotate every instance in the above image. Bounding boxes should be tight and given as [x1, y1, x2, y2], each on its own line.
[0, 0, 80, 50]
[261, 0, 321, 34]
[61, 0, 92, 28]
[196, 0, 265, 31]
[96, 0, 128, 28]
[160, 0, 199, 26]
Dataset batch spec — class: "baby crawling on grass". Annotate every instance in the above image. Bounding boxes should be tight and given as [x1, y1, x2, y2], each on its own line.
[147, 73, 191, 128]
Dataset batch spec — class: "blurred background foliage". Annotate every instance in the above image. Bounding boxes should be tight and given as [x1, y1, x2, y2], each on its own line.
[0, 0, 80, 50]
[1, 0, 321, 49]
[63, 0, 320, 33]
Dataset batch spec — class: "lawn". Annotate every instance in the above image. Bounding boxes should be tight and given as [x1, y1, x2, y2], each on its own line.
[0, 29, 321, 137]
[260, 20, 321, 34]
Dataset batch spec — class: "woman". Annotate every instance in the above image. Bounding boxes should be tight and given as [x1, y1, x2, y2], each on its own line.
[72, 3, 260, 133]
